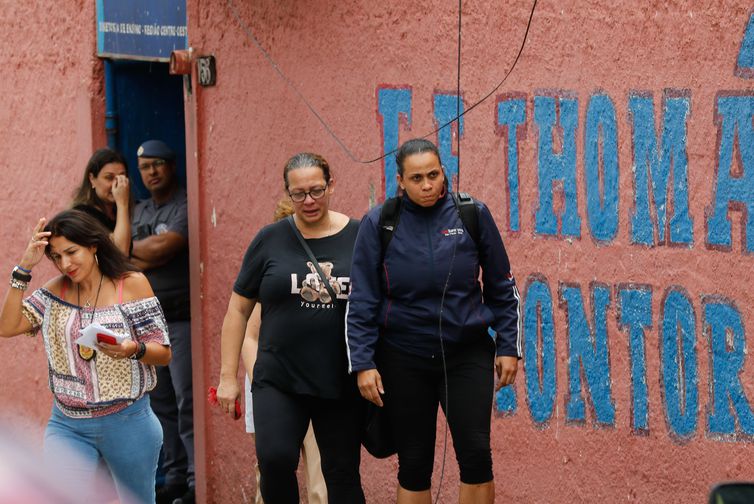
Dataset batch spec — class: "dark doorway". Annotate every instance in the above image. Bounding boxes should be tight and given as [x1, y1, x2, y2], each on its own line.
[103, 58, 190, 492]
[105, 59, 186, 200]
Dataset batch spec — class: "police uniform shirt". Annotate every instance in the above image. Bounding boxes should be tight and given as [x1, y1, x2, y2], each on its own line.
[132, 189, 190, 321]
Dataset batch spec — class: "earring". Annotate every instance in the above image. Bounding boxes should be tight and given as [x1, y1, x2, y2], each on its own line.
[95, 253, 99, 266]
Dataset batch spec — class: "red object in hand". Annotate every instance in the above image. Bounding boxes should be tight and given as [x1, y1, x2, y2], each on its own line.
[208, 386, 241, 420]
[96, 333, 117, 345]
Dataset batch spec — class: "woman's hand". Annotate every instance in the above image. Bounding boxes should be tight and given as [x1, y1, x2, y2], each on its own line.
[112, 175, 130, 208]
[495, 355, 518, 391]
[357, 369, 385, 407]
[97, 339, 138, 360]
[19, 218, 51, 271]
[216, 376, 241, 417]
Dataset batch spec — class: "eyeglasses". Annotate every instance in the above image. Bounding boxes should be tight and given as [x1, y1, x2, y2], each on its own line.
[138, 159, 167, 171]
[288, 184, 328, 203]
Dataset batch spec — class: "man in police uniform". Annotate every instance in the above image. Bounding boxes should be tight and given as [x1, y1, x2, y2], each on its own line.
[132, 140, 194, 504]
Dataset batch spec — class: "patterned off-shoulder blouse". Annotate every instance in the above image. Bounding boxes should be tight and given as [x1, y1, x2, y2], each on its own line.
[22, 288, 170, 419]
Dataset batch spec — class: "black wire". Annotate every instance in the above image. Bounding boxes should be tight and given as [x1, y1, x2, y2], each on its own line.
[225, 0, 538, 165]
[433, 2, 463, 502]
[224, 0, 360, 161]
[433, 241, 454, 504]
[224, 3, 538, 501]
[455, 0, 462, 192]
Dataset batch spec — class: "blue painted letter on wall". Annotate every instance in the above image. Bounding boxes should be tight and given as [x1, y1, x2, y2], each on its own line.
[434, 94, 464, 189]
[534, 95, 581, 237]
[706, 95, 754, 253]
[377, 87, 412, 199]
[560, 283, 615, 425]
[628, 94, 693, 246]
[584, 94, 619, 242]
[524, 278, 557, 424]
[619, 286, 653, 432]
[704, 298, 754, 436]
[736, 12, 754, 78]
[497, 98, 527, 232]
[661, 288, 698, 438]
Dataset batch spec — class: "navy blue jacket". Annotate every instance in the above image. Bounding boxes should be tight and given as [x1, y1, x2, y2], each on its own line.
[346, 193, 522, 373]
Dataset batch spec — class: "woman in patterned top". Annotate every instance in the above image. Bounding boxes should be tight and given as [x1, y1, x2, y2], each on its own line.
[0, 209, 171, 504]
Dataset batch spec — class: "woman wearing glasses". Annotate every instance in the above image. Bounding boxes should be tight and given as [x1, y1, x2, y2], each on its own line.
[216, 153, 365, 503]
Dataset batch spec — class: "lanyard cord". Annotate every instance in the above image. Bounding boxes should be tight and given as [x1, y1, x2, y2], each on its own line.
[77, 273, 104, 326]
[225, 0, 538, 165]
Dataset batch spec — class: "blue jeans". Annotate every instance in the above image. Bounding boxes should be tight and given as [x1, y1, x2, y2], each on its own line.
[44, 395, 163, 504]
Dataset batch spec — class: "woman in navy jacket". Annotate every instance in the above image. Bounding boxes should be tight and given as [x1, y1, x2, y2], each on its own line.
[347, 138, 521, 504]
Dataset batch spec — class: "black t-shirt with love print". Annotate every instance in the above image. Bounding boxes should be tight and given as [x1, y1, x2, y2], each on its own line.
[234, 218, 359, 399]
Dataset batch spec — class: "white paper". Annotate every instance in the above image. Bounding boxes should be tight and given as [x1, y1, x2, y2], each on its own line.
[74, 323, 126, 350]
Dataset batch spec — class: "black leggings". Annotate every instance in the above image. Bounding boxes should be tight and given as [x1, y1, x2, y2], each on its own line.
[252, 383, 365, 504]
[378, 337, 496, 491]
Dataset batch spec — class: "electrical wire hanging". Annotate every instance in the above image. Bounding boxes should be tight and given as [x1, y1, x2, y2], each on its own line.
[223, 3, 539, 502]
[455, 0, 463, 191]
[432, 0, 464, 501]
[225, 0, 538, 165]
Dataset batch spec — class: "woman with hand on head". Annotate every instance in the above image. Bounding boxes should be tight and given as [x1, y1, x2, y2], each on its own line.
[0, 210, 171, 504]
[216, 153, 365, 504]
[347, 138, 522, 504]
[72, 148, 132, 255]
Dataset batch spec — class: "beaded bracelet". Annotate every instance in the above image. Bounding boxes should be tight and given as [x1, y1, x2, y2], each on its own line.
[10, 278, 29, 291]
[129, 342, 147, 361]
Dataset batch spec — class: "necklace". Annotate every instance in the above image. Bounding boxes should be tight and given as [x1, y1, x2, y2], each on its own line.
[76, 273, 104, 361]
[77, 273, 104, 324]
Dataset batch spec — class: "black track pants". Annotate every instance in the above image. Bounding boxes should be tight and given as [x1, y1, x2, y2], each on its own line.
[253, 384, 366, 504]
[378, 337, 496, 491]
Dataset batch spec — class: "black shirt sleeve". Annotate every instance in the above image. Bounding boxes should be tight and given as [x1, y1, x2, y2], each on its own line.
[233, 227, 269, 299]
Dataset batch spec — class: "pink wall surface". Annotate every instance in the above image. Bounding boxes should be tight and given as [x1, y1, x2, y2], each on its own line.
[187, 1, 754, 502]
[1, 1, 753, 503]
[0, 0, 104, 438]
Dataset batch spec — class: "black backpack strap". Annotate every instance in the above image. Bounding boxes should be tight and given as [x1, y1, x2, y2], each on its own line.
[379, 197, 403, 259]
[451, 191, 480, 246]
[287, 216, 338, 302]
